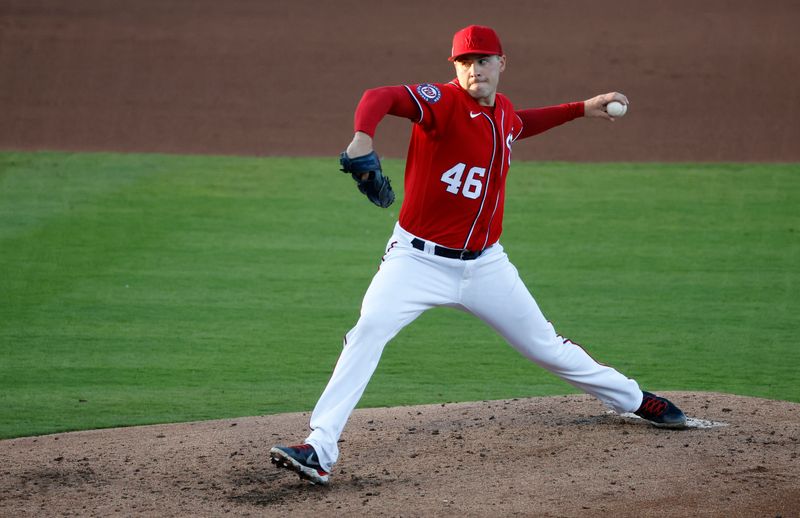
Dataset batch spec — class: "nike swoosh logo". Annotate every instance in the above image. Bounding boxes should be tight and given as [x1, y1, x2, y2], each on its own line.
[470, 111, 481, 118]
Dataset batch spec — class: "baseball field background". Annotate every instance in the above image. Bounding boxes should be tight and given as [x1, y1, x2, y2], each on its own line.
[1, 1, 799, 515]
[1, 153, 798, 439]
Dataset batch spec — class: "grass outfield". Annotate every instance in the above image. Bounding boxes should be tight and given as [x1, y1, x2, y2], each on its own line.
[1, 152, 797, 439]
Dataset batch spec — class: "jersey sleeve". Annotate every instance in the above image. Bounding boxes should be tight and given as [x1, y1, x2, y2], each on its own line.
[353, 86, 422, 137]
[515, 102, 584, 140]
[404, 82, 456, 135]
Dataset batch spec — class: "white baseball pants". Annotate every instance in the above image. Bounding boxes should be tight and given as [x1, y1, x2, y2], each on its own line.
[305, 223, 643, 472]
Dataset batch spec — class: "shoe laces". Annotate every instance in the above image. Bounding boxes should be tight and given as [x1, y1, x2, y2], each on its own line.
[639, 395, 668, 416]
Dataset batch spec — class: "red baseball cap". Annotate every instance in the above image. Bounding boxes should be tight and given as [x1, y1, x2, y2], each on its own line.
[449, 25, 503, 61]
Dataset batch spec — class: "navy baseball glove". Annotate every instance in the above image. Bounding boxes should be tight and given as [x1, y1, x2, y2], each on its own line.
[339, 151, 395, 208]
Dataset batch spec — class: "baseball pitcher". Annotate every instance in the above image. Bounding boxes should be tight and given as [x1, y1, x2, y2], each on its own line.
[271, 25, 687, 486]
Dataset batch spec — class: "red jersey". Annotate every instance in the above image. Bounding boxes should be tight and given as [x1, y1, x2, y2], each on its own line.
[354, 81, 583, 250]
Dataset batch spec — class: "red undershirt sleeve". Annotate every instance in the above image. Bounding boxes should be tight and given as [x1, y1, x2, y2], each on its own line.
[515, 102, 585, 140]
[353, 86, 421, 137]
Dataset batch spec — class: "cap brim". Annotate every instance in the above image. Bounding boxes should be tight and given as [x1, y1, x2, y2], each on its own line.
[448, 51, 501, 61]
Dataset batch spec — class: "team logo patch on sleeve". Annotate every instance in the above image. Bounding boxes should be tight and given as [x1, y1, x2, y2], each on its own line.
[416, 83, 441, 104]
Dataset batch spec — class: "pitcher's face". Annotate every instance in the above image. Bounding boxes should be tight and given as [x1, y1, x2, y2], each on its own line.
[453, 54, 506, 106]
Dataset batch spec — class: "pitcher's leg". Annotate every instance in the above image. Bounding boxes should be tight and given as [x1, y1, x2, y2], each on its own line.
[305, 305, 419, 471]
[463, 250, 642, 413]
[306, 249, 455, 471]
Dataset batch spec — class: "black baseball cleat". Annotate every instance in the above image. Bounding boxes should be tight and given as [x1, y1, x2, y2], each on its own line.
[270, 444, 330, 485]
[634, 391, 688, 429]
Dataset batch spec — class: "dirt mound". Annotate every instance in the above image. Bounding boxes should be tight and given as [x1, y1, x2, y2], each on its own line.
[2, 392, 797, 517]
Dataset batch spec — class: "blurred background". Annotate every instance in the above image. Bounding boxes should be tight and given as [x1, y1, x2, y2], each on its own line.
[2, 0, 799, 162]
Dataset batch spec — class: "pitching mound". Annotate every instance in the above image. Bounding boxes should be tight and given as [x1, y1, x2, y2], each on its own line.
[1, 392, 798, 517]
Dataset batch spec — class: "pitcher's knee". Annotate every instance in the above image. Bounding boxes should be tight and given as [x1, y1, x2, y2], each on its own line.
[533, 339, 574, 367]
[346, 311, 403, 347]
[516, 334, 585, 370]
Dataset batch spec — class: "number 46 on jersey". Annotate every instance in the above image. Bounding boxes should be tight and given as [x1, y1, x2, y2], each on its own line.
[440, 163, 486, 200]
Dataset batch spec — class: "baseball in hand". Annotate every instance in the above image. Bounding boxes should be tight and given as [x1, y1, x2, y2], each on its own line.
[606, 101, 627, 117]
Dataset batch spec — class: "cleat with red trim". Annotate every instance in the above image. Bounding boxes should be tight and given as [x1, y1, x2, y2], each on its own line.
[634, 391, 687, 429]
[270, 444, 330, 485]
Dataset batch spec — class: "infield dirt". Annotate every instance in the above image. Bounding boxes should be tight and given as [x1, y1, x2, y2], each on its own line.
[1, 1, 799, 516]
[1, 393, 799, 517]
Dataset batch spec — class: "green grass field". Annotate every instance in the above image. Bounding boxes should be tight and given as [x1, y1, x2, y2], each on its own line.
[1, 152, 798, 439]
